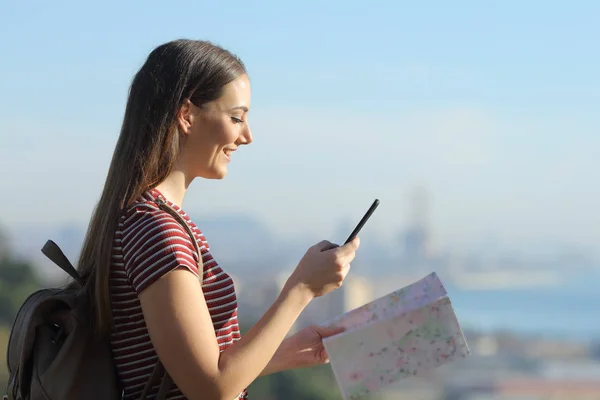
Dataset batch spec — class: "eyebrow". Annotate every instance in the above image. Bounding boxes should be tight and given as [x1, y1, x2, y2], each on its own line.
[229, 105, 249, 112]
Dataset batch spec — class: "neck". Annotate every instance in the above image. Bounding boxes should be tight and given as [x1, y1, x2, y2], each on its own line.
[154, 168, 190, 207]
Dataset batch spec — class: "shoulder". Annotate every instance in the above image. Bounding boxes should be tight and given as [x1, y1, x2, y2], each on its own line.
[118, 201, 201, 294]
[120, 200, 171, 233]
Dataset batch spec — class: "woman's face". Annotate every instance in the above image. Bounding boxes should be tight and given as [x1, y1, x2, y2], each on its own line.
[177, 74, 252, 180]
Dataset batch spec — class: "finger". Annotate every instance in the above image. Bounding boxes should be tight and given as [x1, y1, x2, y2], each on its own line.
[340, 263, 351, 279]
[338, 237, 360, 255]
[348, 236, 360, 249]
[320, 347, 330, 364]
[340, 255, 357, 267]
[338, 247, 358, 265]
[312, 240, 334, 251]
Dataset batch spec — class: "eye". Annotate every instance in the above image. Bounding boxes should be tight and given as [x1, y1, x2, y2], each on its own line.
[231, 116, 244, 124]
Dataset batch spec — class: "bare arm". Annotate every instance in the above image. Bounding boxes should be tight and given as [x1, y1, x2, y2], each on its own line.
[258, 342, 293, 377]
[139, 268, 312, 400]
[137, 229, 358, 400]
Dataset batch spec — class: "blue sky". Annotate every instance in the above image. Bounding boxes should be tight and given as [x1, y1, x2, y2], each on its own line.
[1, 1, 599, 254]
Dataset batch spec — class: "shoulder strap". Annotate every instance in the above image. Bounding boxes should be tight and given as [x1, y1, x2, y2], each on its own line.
[155, 198, 203, 258]
[139, 362, 172, 400]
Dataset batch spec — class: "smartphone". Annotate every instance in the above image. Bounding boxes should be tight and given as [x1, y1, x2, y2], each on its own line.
[344, 199, 380, 245]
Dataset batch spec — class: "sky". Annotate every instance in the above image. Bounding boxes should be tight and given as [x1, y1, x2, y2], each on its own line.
[1, 0, 599, 255]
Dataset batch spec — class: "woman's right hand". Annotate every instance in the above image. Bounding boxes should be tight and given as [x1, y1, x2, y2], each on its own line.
[285, 237, 360, 299]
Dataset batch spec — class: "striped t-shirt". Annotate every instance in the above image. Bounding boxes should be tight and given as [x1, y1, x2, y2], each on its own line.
[109, 188, 246, 399]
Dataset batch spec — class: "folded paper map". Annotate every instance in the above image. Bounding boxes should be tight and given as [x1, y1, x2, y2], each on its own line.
[321, 272, 470, 400]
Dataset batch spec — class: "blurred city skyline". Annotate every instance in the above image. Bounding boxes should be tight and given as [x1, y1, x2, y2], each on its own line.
[6, 186, 599, 343]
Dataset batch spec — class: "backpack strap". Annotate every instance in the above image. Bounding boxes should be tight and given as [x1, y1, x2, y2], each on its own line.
[155, 198, 203, 258]
[41, 240, 84, 286]
[139, 362, 173, 400]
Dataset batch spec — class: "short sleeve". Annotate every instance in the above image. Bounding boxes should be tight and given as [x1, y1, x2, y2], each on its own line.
[120, 207, 200, 295]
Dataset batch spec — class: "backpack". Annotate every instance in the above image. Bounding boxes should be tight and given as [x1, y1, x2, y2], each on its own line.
[3, 200, 194, 400]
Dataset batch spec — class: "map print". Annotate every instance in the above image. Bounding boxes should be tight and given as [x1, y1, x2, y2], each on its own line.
[321, 273, 470, 400]
[324, 272, 448, 332]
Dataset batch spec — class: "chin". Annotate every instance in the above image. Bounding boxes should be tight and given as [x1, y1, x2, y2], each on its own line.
[201, 168, 228, 180]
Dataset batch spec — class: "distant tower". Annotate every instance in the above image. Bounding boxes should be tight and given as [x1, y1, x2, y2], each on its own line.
[401, 186, 430, 262]
[324, 275, 374, 317]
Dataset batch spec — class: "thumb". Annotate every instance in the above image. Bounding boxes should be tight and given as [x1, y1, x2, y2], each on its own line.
[314, 324, 345, 338]
[313, 240, 339, 252]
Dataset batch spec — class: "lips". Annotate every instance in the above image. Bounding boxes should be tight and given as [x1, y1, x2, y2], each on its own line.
[223, 148, 235, 160]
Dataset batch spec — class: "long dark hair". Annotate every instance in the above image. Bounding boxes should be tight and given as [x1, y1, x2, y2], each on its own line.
[76, 39, 246, 335]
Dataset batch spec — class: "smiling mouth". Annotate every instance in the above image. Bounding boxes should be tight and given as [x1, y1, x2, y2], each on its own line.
[223, 148, 235, 160]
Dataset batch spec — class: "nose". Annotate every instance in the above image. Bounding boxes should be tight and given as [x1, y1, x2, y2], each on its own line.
[237, 124, 253, 145]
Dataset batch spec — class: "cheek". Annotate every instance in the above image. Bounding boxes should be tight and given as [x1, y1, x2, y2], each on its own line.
[216, 124, 240, 146]
[192, 125, 228, 148]
[190, 117, 239, 159]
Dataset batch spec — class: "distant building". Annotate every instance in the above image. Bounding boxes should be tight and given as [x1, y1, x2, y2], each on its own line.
[295, 274, 375, 328]
[399, 186, 433, 265]
[340, 275, 375, 312]
[402, 226, 429, 262]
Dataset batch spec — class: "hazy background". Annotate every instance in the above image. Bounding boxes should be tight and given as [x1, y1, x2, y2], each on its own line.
[1, 1, 599, 399]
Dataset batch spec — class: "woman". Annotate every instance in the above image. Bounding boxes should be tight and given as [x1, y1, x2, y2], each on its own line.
[75, 39, 360, 400]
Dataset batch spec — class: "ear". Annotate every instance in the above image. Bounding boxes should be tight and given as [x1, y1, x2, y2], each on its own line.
[176, 99, 194, 135]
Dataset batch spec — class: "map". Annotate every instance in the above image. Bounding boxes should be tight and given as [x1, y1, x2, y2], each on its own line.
[321, 272, 470, 399]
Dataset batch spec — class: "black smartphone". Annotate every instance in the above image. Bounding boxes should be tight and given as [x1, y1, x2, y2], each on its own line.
[344, 199, 380, 245]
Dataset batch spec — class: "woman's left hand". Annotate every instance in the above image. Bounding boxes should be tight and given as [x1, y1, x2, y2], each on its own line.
[280, 324, 345, 369]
